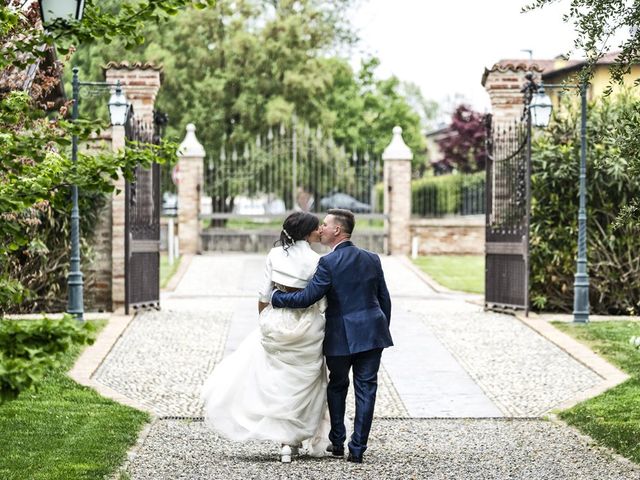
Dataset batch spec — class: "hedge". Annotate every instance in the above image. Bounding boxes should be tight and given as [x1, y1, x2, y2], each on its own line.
[375, 171, 485, 217]
[529, 93, 640, 314]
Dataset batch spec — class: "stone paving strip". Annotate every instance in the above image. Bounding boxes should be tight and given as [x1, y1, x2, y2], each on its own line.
[93, 310, 231, 417]
[93, 309, 409, 418]
[126, 418, 639, 479]
[402, 298, 603, 417]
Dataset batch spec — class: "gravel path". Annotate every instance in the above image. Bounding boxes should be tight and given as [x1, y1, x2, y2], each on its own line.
[94, 309, 230, 416]
[93, 308, 409, 418]
[92, 254, 635, 477]
[127, 418, 640, 480]
[402, 298, 603, 416]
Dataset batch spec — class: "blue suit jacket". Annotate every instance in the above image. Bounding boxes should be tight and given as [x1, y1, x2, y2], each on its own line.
[271, 241, 393, 356]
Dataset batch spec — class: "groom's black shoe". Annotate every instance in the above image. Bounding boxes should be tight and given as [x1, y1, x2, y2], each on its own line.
[347, 452, 363, 464]
[326, 444, 344, 457]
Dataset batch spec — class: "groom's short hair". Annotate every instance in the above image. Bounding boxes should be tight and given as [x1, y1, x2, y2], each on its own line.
[327, 208, 355, 236]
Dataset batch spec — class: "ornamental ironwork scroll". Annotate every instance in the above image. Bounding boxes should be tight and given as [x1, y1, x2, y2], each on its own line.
[484, 114, 530, 311]
[124, 111, 165, 314]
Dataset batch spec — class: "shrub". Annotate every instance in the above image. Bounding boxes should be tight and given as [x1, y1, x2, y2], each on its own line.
[0, 316, 96, 401]
[2, 191, 108, 314]
[412, 174, 461, 216]
[375, 172, 485, 217]
[530, 93, 640, 314]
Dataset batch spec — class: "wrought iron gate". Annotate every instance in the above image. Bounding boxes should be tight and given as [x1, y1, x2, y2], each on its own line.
[124, 112, 164, 314]
[195, 123, 385, 253]
[484, 114, 530, 312]
[202, 124, 383, 218]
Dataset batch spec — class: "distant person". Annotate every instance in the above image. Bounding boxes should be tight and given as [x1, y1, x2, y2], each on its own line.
[271, 208, 393, 464]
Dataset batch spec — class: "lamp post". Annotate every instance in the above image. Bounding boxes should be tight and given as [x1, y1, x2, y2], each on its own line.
[67, 68, 130, 321]
[67, 68, 82, 321]
[38, 0, 85, 26]
[38, 0, 86, 322]
[522, 72, 590, 323]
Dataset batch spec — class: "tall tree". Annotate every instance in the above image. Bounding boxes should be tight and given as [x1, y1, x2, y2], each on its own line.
[72, 0, 426, 163]
[435, 105, 487, 173]
[525, 0, 639, 89]
[74, 0, 357, 144]
[323, 58, 426, 163]
[525, 0, 640, 227]
[399, 81, 440, 131]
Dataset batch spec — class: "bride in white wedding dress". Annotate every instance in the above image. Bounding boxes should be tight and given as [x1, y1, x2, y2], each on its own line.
[201, 212, 330, 463]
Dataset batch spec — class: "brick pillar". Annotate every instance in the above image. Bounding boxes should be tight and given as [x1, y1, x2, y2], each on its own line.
[111, 126, 126, 313]
[104, 62, 163, 312]
[481, 63, 543, 123]
[382, 126, 413, 255]
[80, 133, 113, 312]
[104, 62, 162, 125]
[177, 124, 205, 254]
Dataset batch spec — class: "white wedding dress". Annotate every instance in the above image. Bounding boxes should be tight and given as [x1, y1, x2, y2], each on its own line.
[201, 240, 330, 456]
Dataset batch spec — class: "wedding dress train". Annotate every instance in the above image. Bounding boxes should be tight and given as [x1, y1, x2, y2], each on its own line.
[201, 299, 331, 456]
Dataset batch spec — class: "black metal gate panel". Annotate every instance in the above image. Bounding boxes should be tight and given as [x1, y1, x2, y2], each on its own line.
[484, 115, 530, 311]
[202, 124, 383, 216]
[124, 115, 162, 314]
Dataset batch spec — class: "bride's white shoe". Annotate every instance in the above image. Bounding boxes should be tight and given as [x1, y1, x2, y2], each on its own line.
[281, 445, 292, 463]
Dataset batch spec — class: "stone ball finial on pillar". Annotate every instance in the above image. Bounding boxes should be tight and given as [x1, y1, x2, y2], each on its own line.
[178, 123, 206, 157]
[177, 123, 205, 255]
[383, 126, 413, 161]
[382, 126, 413, 256]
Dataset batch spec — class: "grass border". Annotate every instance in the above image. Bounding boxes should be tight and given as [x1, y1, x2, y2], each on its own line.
[0, 318, 151, 480]
[551, 321, 640, 465]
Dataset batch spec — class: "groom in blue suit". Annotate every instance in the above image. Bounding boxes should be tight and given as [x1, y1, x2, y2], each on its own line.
[271, 208, 392, 463]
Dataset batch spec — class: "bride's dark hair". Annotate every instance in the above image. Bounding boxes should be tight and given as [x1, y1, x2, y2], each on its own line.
[274, 212, 320, 253]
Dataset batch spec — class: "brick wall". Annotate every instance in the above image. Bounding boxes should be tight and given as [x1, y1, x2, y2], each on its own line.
[81, 135, 112, 311]
[103, 62, 162, 125]
[384, 159, 412, 255]
[84, 199, 112, 311]
[102, 62, 163, 312]
[177, 156, 203, 254]
[382, 127, 413, 256]
[177, 124, 206, 255]
[410, 217, 484, 255]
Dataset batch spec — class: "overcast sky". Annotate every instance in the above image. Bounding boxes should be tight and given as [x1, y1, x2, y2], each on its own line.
[349, 0, 625, 115]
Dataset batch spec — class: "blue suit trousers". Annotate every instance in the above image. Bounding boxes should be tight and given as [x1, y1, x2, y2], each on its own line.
[326, 348, 383, 458]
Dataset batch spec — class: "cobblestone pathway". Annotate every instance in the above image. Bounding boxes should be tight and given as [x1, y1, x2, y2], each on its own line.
[93, 308, 408, 418]
[94, 310, 231, 417]
[87, 254, 637, 478]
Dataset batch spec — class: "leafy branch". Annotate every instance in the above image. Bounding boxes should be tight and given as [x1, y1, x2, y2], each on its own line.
[524, 0, 640, 89]
[0, 316, 96, 401]
[48, 0, 216, 52]
[1, 0, 196, 316]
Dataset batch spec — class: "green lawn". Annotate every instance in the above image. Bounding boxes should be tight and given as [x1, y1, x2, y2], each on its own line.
[412, 255, 484, 294]
[0, 320, 150, 480]
[160, 253, 181, 289]
[554, 320, 640, 464]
